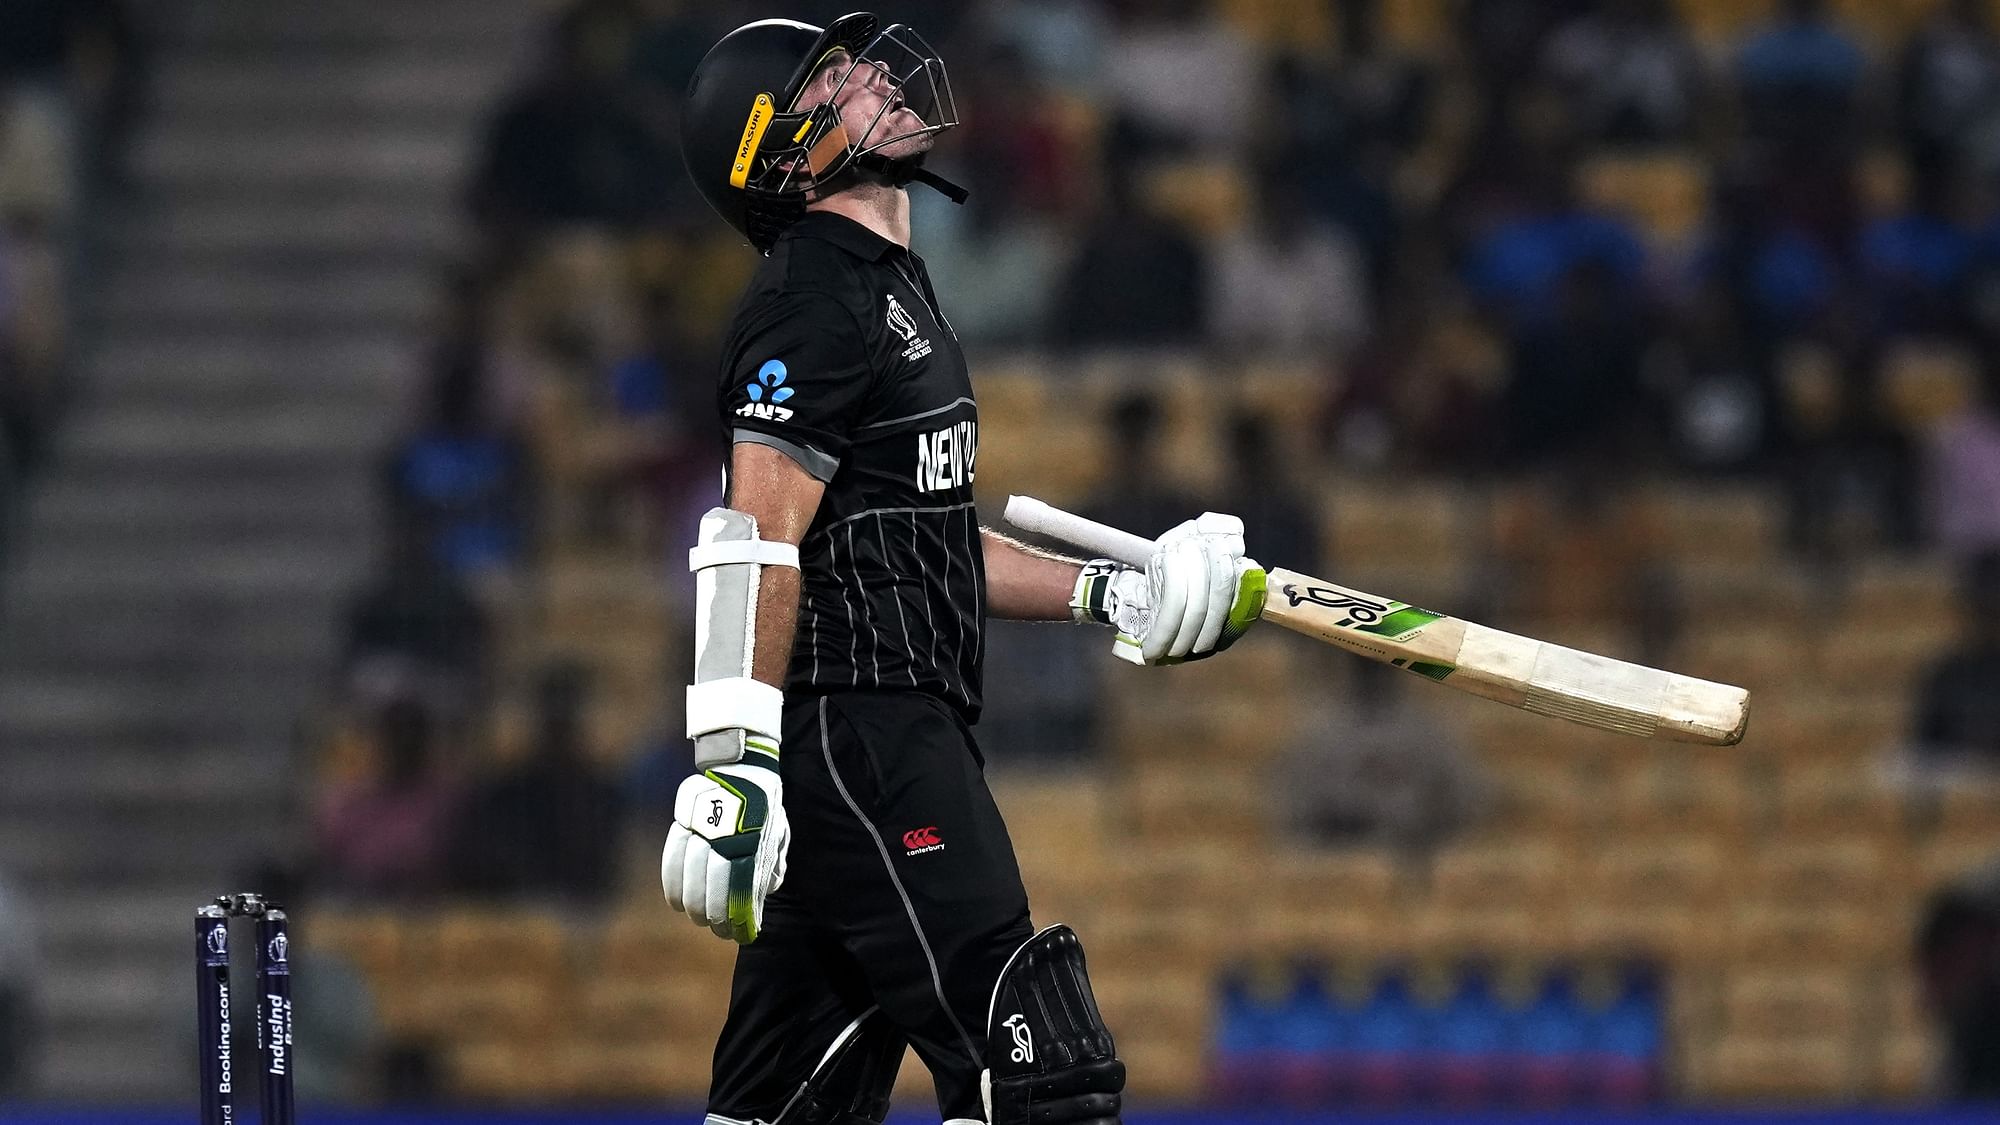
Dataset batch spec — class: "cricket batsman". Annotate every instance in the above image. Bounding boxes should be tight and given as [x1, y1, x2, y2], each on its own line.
[663, 14, 1266, 1125]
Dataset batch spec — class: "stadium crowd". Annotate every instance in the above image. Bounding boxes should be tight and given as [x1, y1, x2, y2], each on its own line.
[274, 0, 2000, 1102]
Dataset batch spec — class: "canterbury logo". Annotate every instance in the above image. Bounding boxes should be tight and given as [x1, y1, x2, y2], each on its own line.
[902, 826, 941, 850]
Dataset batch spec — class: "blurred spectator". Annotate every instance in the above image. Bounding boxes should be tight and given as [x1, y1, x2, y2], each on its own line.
[1207, 172, 1369, 356]
[1501, 259, 1649, 469]
[470, 0, 678, 239]
[977, 620, 1099, 764]
[0, 869, 38, 1095]
[1643, 285, 1776, 473]
[1910, 551, 2000, 769]
[1540, 0, 1706, 145]
[1897, 0, 2000, 174]
[1277, 657, 1487, 855]
[1051, 163, 1207, 350]
[1927, 362, 2000, 557]
[1457, 0, 1588, 114]
[952, 40, 1088, 220]
[1262, 50, 1405, 296]
[1327, 0, 1432, 155]
[313, 699, 463, 897]
[1491, 470, 1682, 665]
[577, 286, 715, 546]
[1098, 0, 1257, 157]
[1461, 157, 1646, 333]
[915, 181, 1063, 346]
[1734, 0, 1866, 144]
[452, 662, 624, 902]
[988, 0, 1109, 92]
[1778, 337, 1924, 558]
[1214, 411, 1322, 579]
[1916, 861, 2000, 1098]
[385, 348, 534, 581]
[1859, 163, 1981, 336]
[1081, 391, 1201, 541]
[0, 210, 65, 486]
[237, 862, 385, 1105]
[340, 514, 490, 716]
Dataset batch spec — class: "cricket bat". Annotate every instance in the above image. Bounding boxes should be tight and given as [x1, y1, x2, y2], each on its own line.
[1005, 495, 1750, 746]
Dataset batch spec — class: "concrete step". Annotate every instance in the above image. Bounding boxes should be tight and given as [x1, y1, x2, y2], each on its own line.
[107, 199, 460, 263]
[165, 0, 545, 50]
[63, 402, 388, 462]
[0, 804, 296, 892]
[98, 262, 436, 331]
[84, 332, 408, 404]
[33, 1035, 181, 1102]
[33, 473, 374, 537]
[6, 540, 369, 604]
[135, 128, 469, 192]
[0, 745, 294, 807]
[0, 676, 195, 735]
[0, 612, 336, 680]
[154, 54, 509, 123]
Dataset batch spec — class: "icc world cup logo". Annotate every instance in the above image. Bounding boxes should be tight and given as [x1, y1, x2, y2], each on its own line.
[268, 933, 288, 964]
[206, 927, 228, 956]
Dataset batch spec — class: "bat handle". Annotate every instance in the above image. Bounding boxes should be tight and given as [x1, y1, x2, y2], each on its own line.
[1003, 495, 1155, 568]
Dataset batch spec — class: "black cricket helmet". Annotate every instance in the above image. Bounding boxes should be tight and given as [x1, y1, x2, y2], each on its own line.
[681, 12, 962, 250]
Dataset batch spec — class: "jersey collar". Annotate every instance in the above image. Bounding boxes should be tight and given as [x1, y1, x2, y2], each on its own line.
[783, 210, 900, 262]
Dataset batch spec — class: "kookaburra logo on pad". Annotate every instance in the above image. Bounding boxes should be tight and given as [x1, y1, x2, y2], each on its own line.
[886, 295, 932, 361]
[1002, 1012, 1034, 1063]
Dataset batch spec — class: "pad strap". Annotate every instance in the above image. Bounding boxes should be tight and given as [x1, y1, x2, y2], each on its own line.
[690, 539, 801, 571]
[687, 677, 784, 743]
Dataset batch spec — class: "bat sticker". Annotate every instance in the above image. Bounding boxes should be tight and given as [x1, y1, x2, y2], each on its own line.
[1281, 583, 1392, 623]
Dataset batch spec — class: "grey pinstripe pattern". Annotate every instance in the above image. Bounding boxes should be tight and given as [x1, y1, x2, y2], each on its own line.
[876, 512, 920, 688]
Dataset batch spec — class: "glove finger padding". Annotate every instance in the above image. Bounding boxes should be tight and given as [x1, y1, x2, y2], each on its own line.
[662, 824, 692, 915]
[1167, 538, 1211, 659]
[1181, 558, 1267, 663]
[1192, 538, 1238, 654]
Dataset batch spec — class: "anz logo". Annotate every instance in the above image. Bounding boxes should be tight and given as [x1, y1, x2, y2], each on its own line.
[737, 359, 795, 422]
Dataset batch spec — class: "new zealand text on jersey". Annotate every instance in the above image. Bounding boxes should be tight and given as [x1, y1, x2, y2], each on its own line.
[916, 419, 977, 493]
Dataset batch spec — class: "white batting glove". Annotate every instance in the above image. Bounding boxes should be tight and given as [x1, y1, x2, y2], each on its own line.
[662, 746, 789, 943]
[1071, 513, 1266, 665]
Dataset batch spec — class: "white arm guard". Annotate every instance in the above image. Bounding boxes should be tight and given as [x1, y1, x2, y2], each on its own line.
[686, 506, 799, 768]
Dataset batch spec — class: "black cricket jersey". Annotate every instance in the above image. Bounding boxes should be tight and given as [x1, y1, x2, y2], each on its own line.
[717, 211, 985, 720]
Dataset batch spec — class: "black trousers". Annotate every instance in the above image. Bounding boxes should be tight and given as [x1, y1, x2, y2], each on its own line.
[707, 691, 1034, 1123]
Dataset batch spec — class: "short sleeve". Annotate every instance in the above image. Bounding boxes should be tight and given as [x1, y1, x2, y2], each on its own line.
[719, 290, 870, 481]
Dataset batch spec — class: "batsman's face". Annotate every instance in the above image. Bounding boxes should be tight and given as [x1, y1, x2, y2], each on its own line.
[809, 51, 935, 160]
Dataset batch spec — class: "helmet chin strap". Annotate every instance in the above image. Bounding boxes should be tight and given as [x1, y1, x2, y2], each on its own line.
[855, 152, 969, 204]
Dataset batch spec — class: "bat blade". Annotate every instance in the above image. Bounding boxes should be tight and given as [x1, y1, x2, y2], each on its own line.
[1262, 568, 1749, 746]
[1003, 495, 1751, 747]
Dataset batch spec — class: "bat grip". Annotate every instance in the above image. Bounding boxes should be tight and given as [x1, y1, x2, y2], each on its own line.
[1003, 495, 1155, 568]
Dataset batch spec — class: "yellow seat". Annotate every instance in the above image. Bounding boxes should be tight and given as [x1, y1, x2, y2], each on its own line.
[1140, 160, 1251, 240]
[1771, 766, 1908, 836]
[1879, 339, 1977, 432]
[1730, 900, 1900, 967]
[1698, 1030, 1858, 1102]
[1721, 969, 1860, 1039]
[427, 908, 571, 982]
[1577, 151, 1710, 249]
